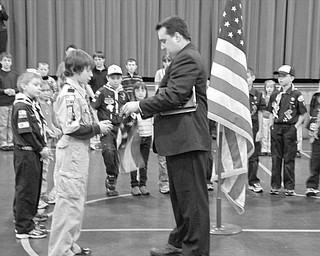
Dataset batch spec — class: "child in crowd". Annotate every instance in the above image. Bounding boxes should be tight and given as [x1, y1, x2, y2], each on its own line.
[247, 68, 266, 193]
[91, 64, 131, 196]
[12, 71, 51, 239]
[268, 65, 307, 196]
[48, 49, 112, 256]
[89, 51, 108, 93]
[154, 54, 172, 194]
[122, 58, 143, 100]
[0, 52, 19, 151]
[261, 80, 277, 156]
[130, 82, 152, 196]
[305, 89, 320, 197]
[38, 80, 61, 207]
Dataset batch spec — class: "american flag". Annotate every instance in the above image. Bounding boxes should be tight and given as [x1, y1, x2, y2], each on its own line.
[207, 0, 254, 214]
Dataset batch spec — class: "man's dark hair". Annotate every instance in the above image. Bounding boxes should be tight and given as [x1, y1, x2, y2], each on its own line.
[65, 44, 77, 52]
[155, 16, 191, 41]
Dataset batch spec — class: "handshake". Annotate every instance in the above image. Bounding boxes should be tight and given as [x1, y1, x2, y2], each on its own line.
[98, 120, 113, 135]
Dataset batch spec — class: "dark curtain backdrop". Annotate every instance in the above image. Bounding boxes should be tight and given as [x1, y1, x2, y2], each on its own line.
[2, 0, 320, 79]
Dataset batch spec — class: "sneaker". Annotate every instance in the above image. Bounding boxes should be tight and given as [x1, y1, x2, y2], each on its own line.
[16, 228, 47, 239]
[248, 183, 263, 193]
[306, 188, 320, 197]
[150, 243, 182, 256]
[159, 184, 170, 194]
[207, 183, 214, 191]
[296, 151, 301, 158]
[38, 199, 49, 209]
[131, 186, 142, 196]
[75, 247, 92, 255]
[106, 189, 119, 197]
[42, 194, 56, 204]
[270, 188, 280, 195]
[285, 189, 295, 196]
[33, 213, 48, 222]
[139, 186, 150, 195]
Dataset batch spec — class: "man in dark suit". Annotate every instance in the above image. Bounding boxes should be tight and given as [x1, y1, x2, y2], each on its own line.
[123, 16, 211, 256]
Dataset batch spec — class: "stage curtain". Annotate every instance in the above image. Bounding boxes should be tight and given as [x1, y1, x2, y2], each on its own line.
[2, 0, 320, 79]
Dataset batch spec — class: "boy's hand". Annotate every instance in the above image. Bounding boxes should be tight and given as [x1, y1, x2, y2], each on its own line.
[98, 120, 113, 134]
[40, 147, 52, 160]
[4, 89, 15, 96]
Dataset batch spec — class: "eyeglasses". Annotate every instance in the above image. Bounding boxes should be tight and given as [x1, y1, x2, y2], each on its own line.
[163, 59, 172, 63]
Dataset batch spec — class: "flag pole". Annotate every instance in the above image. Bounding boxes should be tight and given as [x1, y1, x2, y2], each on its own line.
[210, 123, 242, 235]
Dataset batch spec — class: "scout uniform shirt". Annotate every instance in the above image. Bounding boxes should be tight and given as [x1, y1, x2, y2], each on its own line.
[12, 93, 46, 152]
[267, 84, 307, 125]
[91, 83, 130, 125]
[249, 87, 266, 122]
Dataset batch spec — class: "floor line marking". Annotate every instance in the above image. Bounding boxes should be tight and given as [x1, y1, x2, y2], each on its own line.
[301, 151, 311, 159]
[44, 228, 320, 233]
[21, 238, 39, 256]
[259, 162, 271, 176]
[86, 194, 132, 204]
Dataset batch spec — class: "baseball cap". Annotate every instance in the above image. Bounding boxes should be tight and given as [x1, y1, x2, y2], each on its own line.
[273, 65, 295, 76]
[107, 65, 122, 76]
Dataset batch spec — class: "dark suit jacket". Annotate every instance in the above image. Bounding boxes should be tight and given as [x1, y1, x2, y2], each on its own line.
[140, 43, 211, 156]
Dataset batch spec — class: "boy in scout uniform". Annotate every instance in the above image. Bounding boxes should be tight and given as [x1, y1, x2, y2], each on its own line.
[12, 71, 51, 239]
[268, 65, 307, 196]
[91, 64, 131, 196]
[48, 49, 112, 256]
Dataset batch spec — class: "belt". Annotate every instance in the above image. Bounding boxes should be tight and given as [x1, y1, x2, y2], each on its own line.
[16, 146, 34, 151]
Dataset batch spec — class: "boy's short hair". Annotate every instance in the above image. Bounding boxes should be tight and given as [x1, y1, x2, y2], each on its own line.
[65, 44, 77, 52]
[17, 71, 42, 92]
[93, 51, 105, 59]
[64, 49, 94, 77]
[162, 54, 172, 62]
[0, 52, 12, 61]
[126, 58, 137, 65]
[38, 62, 49, 67]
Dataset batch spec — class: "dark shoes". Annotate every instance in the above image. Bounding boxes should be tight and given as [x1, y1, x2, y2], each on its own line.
[296, 151, 301, 158]
[150, 244, 182, 256]
[75, 247, 92, 255]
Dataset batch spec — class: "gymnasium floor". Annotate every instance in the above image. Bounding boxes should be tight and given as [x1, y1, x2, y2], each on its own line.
[1, 139, 319, 256]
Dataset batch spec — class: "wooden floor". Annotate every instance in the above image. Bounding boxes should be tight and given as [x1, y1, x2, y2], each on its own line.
[1, 139, 320, 256]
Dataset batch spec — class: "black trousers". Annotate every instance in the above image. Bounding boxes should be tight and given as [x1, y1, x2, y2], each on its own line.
[271, 124, 297, 190]
[13, 148, 42, 233]
[166, 150, 210, 256]
[248, 121, 261, 185]
[306, 138, 320, 189]
[0, 30, 7, 54]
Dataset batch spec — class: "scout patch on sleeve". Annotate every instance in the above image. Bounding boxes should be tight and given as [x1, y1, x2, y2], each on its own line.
[18, 121, 30, 129]
[65, 95, 75, 106]
[298, 95, 304, 102]
[18, 110, 27, 119]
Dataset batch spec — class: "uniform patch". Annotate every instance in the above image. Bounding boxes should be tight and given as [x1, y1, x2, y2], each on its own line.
[65, 95, 75, 106]
[18, 121, 30, 129]
[104, 97, 114, 105]
[298, 95, 304, 102]
[18, 110, 27, 119]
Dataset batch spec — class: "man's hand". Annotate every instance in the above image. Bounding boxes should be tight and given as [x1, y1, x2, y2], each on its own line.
[4, 89, 15, 96]
[98, 120, 113, 134]
[122, 102, 140, 117]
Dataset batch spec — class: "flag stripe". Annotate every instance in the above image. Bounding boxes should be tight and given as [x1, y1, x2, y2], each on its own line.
[216, 38, 247, 66]
[211, 62, 248, 97]
[207, 99, 252, 139]
[209, 75, 248, 107]
[225, 127, 242, 169]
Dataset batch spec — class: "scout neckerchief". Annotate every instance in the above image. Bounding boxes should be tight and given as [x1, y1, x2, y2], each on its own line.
[14, 92, 47, 141]
[272, 84, 295, 119]
[104, 83, 124, 119]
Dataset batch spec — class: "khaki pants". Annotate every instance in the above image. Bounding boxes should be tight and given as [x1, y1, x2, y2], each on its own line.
[48, 137, 89, 256]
